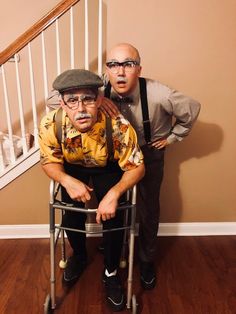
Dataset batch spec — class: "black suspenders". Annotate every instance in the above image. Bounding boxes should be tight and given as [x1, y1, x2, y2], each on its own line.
[104, 77, 151, 143]
[55, 106, 63, 144]
[104, 81, 112, 98]
[139, 78, 151, 143]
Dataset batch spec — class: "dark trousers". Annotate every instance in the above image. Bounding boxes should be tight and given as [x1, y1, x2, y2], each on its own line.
[61, 162, 125, 273]
[138, 145, 165, 263]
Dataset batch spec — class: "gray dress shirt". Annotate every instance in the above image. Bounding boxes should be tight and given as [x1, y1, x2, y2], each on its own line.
[110, 78, 201, 146]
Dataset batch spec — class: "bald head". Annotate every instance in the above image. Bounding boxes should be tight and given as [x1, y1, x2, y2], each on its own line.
[107, 43, 141, 64]
[106, 43, 142, 96]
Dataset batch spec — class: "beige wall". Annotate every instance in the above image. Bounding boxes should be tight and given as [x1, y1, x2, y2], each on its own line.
[1, 0, 236, 224]
[0, 0, 59, 51]
[1, 164, 50, 224]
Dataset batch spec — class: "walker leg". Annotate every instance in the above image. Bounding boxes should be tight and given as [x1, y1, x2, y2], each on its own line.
[132, 294, 137, 314]
[59, 227, 67, 269]
[50, 230, 56, 309]
[126, 231, 135, 309]
[49, 205, 56, 310]
[120, 209, 129, 268]
[44, 294, 52, 313]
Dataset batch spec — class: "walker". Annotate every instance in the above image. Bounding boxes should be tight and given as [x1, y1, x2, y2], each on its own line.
[44, 180, 138, 313]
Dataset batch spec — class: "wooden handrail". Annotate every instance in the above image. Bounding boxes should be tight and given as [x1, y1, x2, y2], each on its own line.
[0, 0, 80, 65]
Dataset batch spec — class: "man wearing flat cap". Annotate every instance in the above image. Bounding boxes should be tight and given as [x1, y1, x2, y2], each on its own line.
[38, 69, 144, 311]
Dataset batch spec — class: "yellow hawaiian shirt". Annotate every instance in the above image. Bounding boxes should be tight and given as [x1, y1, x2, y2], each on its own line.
[38, 109, 143, 171]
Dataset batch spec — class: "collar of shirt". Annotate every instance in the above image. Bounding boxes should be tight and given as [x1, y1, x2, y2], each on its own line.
[110, 83, 140, 105]
[111, 95, 133, 103]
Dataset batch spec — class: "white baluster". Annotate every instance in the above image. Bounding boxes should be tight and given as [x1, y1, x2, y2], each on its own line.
[98, 0, 103, 76]
[41, 31, 49, 113]
[0, 132, 5, 172]
[85, 0, 89, 70]
[56, 19, 61, 75]
[15, 54, 27, 155]
[28, 43, 38, 148]
[70, 7, 75, 69]
[1, 65, 16, 164]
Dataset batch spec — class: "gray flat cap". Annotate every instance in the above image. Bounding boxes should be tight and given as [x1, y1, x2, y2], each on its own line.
[53, 69, 103, 92]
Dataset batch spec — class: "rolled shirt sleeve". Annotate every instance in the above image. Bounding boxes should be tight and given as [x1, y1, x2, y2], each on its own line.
[165, 90, 201, 144]
[38, 109, 64, 165]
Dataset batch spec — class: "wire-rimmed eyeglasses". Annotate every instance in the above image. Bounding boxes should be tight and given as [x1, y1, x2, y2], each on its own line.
[106, 60, 140, 74]
[63, 94, 97, 110]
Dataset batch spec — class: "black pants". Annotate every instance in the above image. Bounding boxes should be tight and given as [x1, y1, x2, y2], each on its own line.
[138, 145, 165, 263]
[61, 161, 125, 273]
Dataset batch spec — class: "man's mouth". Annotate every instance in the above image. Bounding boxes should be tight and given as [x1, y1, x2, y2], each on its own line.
[116, 77, 128, 85]
[75, 113, 92, 121]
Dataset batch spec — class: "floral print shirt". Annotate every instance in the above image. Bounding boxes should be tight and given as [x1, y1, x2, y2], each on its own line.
[38, 109, 143, 171]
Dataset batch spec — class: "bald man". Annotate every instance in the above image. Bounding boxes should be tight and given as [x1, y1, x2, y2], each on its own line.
[101, 43, 201, 290]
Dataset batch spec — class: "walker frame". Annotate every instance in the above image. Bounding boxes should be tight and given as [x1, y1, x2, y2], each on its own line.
[44, 180, 138, 313]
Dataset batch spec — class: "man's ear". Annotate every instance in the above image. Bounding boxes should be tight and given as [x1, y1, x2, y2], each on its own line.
[138, 65, 142, 77]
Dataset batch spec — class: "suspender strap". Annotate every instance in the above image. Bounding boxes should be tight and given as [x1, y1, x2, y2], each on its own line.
[106, 116, 114, 161]
[104, 81, 111, 98]
[55, 107, 63, 144]
[104, 78, 151, 143]
[139, 77, 151, 143]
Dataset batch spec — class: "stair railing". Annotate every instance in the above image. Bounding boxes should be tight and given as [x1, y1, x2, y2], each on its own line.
[0, 0, 104, 188]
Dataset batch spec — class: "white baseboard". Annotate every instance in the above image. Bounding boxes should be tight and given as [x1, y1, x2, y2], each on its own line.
[158, 222, 236, 236]
[0, 222, 235, 239]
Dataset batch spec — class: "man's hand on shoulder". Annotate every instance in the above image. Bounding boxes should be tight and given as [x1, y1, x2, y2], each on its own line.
[99, 97, 120, 118]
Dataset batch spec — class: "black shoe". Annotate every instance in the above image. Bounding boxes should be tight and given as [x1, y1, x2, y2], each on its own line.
[63, 254, 87, 285]
[140, 262, 156, 290]
[103, 271, 125, 312]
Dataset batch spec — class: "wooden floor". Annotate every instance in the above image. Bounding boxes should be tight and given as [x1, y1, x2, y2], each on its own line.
[0, 236, 235, 314]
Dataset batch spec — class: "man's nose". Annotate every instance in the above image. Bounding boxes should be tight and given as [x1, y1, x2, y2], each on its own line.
[117, 65, 125, 75]
[77, 100, 86, 111]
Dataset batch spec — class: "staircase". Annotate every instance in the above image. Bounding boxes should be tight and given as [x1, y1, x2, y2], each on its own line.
[0, 0, 104, 189]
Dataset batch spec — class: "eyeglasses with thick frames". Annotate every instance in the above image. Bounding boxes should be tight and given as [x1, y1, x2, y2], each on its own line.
[63, 94, 97, 110]
[106, 60, 140, 74]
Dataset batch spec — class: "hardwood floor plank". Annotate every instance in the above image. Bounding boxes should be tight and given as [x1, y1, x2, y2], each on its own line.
[0, 236, 235, 313]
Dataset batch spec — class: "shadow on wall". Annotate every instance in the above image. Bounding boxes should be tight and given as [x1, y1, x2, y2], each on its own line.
[160, 119, 224, 222]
